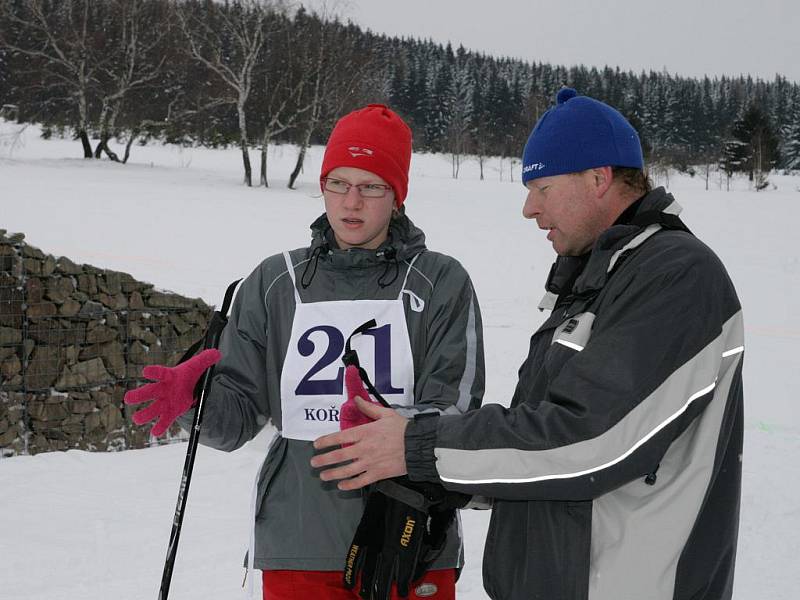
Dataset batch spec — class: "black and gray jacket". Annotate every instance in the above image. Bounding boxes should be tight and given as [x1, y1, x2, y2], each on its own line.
[181, 212, 485, 571]
[405, 188, 744, 600]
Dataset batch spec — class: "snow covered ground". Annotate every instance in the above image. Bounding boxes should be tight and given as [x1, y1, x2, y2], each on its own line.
[1, 121, 799, 599]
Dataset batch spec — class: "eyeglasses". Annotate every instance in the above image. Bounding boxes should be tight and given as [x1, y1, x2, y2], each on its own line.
[321, 177, 393, 199]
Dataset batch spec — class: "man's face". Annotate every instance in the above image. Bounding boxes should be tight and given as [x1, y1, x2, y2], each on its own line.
[522, 171, 608, 256]
[323, 167, 396, 250]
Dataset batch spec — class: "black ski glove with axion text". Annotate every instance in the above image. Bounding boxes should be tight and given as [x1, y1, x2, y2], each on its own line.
[343, 477, 468, 600]
[338, 322, 469, 599]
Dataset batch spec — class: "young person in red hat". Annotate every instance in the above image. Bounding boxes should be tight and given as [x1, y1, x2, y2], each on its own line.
[125, 104, 485, 599]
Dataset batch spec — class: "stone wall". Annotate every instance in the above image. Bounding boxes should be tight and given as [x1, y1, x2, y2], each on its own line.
[0, 230, 212, 457]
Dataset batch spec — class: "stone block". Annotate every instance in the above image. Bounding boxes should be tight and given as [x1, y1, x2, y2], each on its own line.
[91, 389, 114, 407]
[0, 248, 21, 278]
[56, 257, 82, 275]
[78, 301, 105, 319]
[77, 273, 97, 295]
[85, 412, 101, 431]
[122, 279, 153, 294]
[146, 291, 194, 309]
[0, 327, 22, 345]
[41, 255, 56, 277]
[99, 403, 123, 431]
[28, 400, 68, 421]
[101, 342, 126, 379]
[22, 258, 42, 275]
[129, 291, 145, 310]
[21, 245, 45, 259]
[99, 271, 122, 295]
[168, 313, 192, 335]
[28, 320, 85, 346]
[26, 302, 57, 318]
[1, 354, 21, 379]
[46, 276, 75, 303]
[185, 309, 209, 329]
[55, 357, 112, 388]
[0, 274, 24, 328]
[0, 426, 19, 447]
[129, 322, 158, 345]
[25, 278, 44, 303]
[86, 323, 118, 344]
[60, 421, 84, 437]
[70, 399, 96, 414]
[59, 298, 81, 317]
[25, 345, 63, 390]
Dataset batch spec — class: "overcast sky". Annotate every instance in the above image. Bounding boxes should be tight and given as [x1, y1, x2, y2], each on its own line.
[321, 0, 800, 83]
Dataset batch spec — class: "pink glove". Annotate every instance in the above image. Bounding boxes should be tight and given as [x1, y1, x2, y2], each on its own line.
[340, 365, 382, 430]
[124, 349, 222, 437]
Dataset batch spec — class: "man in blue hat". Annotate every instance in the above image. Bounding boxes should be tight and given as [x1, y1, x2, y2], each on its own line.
[312, 88, 744, 600]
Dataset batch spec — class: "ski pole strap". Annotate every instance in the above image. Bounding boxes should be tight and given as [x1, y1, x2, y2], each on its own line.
[343, 319, 391, 408]
[177, 279, 241, 400]
[342, 318, 377, 367]
[175, 278, 242, 365]
[374, 479, 430, 511]
[202, 278, 242, 349]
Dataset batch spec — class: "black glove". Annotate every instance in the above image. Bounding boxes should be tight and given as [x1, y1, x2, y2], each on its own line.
[343, 477, 469, 600]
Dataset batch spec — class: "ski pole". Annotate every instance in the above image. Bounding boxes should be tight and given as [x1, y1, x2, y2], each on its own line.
[158, 278, 241, 600]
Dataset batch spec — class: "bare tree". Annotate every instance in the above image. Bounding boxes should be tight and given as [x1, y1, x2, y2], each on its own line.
[92, 0, 172, 161]
[176, 0, 283, 186]
[0, 0, 101, 157]
[253, 14, 313, 187]
[121, 93, 230, 164]
[0, 116, 28, 158]
[445, 69, 474, 179]
[287, 7, 372, 189]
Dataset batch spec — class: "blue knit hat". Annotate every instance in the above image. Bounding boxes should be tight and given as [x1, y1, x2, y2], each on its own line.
[521, 88, 643, 185]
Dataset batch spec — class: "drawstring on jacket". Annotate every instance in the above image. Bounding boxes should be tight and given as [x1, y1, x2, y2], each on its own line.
[301, 237, 403, 289]
[377, 247, 400, 288]
[301, 243, 327, 288]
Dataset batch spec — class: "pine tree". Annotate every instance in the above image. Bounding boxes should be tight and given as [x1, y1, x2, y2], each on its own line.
[722, 103, 781, 190]
[780, 89, 800, 171]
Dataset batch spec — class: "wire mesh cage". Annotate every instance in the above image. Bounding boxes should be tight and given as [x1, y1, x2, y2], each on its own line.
[0, 231, 212, 457]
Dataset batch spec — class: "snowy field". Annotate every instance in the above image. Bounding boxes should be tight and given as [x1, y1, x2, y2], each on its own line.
[1, 121, 799, 599]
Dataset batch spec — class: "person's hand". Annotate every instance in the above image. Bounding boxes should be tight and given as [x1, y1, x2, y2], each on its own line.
[123, 349, 221, 437]
[311, 397, 408, 490]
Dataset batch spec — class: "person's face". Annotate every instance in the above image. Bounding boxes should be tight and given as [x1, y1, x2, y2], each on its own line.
[522, 171, 608, 256]
[323, 167, 396, 250]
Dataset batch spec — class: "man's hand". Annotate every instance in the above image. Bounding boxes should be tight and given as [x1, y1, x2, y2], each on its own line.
[311, 396, 409, 491]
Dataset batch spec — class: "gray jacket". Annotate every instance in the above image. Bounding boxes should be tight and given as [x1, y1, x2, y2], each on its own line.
[405, 188, 744, 600]
[182, 212, 485, 570]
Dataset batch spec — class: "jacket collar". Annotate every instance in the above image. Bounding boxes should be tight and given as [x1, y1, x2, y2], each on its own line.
[308, 211, 427, 269]
[543, 187, 682, 303]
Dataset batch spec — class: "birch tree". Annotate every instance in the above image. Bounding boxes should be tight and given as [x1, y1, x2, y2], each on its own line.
[287, 8, 372, 189]
[0, 0, 100, 157]
[92, 0, 172, 161]
[176, 0, 283, 186]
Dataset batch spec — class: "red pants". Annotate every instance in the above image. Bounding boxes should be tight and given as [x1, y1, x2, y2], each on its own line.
[262, 568, 456, 600]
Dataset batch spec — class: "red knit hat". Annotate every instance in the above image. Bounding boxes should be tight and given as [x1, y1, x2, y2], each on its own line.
[320, 104, 412, 206]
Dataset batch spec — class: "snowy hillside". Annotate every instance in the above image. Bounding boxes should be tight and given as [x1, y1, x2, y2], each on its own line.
[1, 122, 799, 599]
